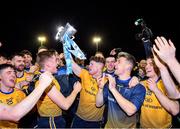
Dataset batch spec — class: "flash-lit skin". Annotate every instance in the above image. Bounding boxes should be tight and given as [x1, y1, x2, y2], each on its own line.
[23, 54, 32, 69]
[145, 58, 158, 79]
[114, 57, 131, 78]
[0, 71, 54, 122]
[0, 67, 16, 92]
[41, 55, 58, 74]
[12, 56, 25, 76]
[105, 57, 115, 73]
[88, 60, 104, 78]
[0, 56, 7, 65]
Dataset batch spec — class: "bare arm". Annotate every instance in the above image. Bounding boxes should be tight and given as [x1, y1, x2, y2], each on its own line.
[72, 59, 82, 77]
[96, 88, 104, 107]
[0, 72, 53, 121]
[160, 68, 180, 99]
[148, 78, 179, 116]
[47, 81, 81, 110]
[96, 76, 106, 107]
[166, 58, 180, 85]
[153, 36, 180, 84]
[153, 50, 180, 99]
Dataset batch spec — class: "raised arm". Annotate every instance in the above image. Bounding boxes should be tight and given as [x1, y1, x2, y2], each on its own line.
[153, 50, 180, 99]
[96, 74, 106, 107]
[47, 81, 81, 110]
[153, 36, 180, 84]
[0, 71, 53, 121]
[71, 58, 83, 77]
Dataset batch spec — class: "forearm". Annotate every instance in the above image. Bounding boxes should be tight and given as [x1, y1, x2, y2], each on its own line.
[160, 68, 180, 99]
[72, 59, 82, 77]
[64, 90, 79, 110]
[10, 85, 46, 121]
[96, 88, 104, 107]
[166, 58, 180, 84]
[110, 89, 137, 116]
[153, 88, 179, 116]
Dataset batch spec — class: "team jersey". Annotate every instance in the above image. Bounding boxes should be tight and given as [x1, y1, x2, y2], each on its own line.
[15, 71, 30, 90]
[35, 72, 62, 117]
[76, 69, 105, 121]
[104, 77, 146, 128]
[0, 88, 26, 128]
[140, 79, 172, 128]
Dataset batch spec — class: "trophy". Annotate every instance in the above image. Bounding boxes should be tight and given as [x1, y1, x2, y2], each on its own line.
[56, 23, 86, 74]
[56, 23, 77, 42]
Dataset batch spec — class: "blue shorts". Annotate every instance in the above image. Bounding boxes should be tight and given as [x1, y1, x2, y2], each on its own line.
[71, 114, 101, 128]
[37, 115, 66, 128]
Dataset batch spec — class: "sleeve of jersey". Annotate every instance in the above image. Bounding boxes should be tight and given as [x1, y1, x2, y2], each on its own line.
[79, 69, 88, 80]
[129, 84, 146, 110]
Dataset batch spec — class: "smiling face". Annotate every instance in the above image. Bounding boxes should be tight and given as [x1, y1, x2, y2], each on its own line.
[145, 58, 159, 78]
[105, 57, 115, 72]
[23, 54, 32, 67]
[12, 55, 25, 72]
[88, 56, 104, 76]
[0, 67, 16, 88]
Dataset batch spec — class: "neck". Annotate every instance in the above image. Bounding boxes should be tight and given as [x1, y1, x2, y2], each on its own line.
[41, 68, 52, 73]
[150, 74, 160, 82]
[107, 69, 114, 73]
[92, 71, 102, 80]
[16, 71, 24, 78]
[118, 72, 131, 80]
[26, 63, 32, 68]
[0, 85, 13, 93]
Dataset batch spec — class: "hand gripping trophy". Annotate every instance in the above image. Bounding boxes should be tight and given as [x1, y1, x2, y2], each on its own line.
[55, 23, 86, 74]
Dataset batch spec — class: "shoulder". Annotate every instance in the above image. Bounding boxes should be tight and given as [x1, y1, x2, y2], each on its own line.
[14, 88, 26, 95]
[79, 68, 89, 77]
[134, 83, 146, 92]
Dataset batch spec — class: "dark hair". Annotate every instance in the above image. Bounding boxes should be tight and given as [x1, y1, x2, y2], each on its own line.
[36, 50, 56, 67]
[114, 48, 122, 53]
[10, 52, 24, 60]
[0, 53, 8, 59]
[20, 50, 32, 57]
[0, 64, 14, 73]
[146, 57, 160, 75]
[95, 51, 105, 58]
[117, 52, 136, 68]
[90, 56, 105, 64]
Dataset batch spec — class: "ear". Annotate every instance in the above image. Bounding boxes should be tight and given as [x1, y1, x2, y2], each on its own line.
[126, 63, 132, 72]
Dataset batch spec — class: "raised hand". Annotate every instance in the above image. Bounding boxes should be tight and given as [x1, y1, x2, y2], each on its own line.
[73, 81, 82, 93]
[29, 65, 39, 73]
[147, 78, 158, 93]
[38, 71, 54, 89]
[128, 76, 139, 88]
[106, 74, 116, 91]
[153, 36, 176, 64]
[152, 49, 166, 70]
[97, 73, 106, 89]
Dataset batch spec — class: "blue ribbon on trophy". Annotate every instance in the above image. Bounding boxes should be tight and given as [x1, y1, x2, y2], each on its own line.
[55, 23, 86, 74]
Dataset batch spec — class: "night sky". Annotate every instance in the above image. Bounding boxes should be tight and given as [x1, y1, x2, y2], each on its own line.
[0, 0, 179, 62]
